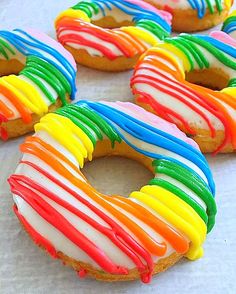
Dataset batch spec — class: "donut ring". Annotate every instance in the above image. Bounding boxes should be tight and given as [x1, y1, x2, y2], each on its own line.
[131, 31, 236, 154]
[8, 100, 216, 283]
[222, 10, 236, 39]
[55, 0, 171, 71]
[0, 29, 76, 140]
[143, 0, 232, 32]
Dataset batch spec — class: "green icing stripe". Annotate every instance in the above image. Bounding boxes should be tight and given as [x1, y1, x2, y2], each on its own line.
[72, 1, 99, 17]
[136, 20, 169, 39]
[153, 159, 217, 232]
[228, 78, 236, 87]
[205, 0, 214, 14]
[63, 105, 103, 141]
[149, 178, 208, 226]
[177, 36, 209, 69]
[56, 104, 121, 147]
[222, 15, 236, 30]
[180, 34, 236, 70]
[0, 38, 15, 59]
[21, 56, 69, 105]
[56, 107, 97, 146]
[215, 0, 223, 13]
[21, 71, 56, 103]
[26, 56, 71, 94]
[165, 37, 195, 71]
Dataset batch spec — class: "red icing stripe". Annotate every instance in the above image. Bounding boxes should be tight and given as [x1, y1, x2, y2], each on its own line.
[56, 19, 137, 59]
[13, 204, 58, 258]
[132, 61, 234, 152]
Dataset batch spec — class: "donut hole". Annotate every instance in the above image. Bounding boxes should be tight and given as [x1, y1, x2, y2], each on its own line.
[83, 140, 153, 197]
[0, 59, 24, 76]
[83, 156, 152, 197]
[92, 16, 133, 29]
[185, 68, 229, 91]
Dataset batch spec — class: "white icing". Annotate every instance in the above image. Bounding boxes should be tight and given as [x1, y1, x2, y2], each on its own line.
[56, 1, 164, 58]
[60, 30, 124, 56]
[12, 102, 211, 273]
[133, 51, 235, 131]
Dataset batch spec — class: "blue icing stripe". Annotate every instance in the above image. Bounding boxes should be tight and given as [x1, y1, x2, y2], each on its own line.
[187, 0, 223, 18]
[188, 0, 206, 18]
[77, 100, 215, 194]
[15, 30, 76, 81]
[115, 128, 213, 194]
[197, 35, 236, 59]
[0, 30, 76, 99]
[91, 0, 171, 33]
[223, 23, 236, 34]
[92, 0, 106, 15]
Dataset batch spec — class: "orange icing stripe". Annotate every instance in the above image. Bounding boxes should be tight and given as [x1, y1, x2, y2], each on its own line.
[20, 141, 171, 256]
[0, 84, 32, 123]
[0, 100, 14, 119]
[109, 195, 189, 254]
[24, 136, 87, 181]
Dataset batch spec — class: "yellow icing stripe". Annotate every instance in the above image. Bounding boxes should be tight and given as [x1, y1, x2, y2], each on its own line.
[157, 43, 191, 73]
[46, 113, 94, 160]
[225, 0, 233, 10]
[130, 188, 205, 260]
[35, 113, 93, 167]
[221, 87, 236, 96]
[141, 186, 206, 239]
[121, 26, 158, 47]
[147, 47, 185, 79]
[55, 8, 91, 27]
[0, 76, 48, 115]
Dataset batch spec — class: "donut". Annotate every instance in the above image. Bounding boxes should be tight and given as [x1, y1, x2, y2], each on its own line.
[143, 0, 232, 32]
[131, 31, 236, 154]
[0, 29, 76, 140]
[55, 0, 172, 71]
[8, 100, 216, 283]
[222, 10, 236, 38]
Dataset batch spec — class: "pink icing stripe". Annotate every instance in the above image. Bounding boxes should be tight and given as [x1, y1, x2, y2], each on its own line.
[24, 28, 77, 69]
[210, 31, 236, 48]
[102, 101, 200, 150]
[125, 0, 172, 24]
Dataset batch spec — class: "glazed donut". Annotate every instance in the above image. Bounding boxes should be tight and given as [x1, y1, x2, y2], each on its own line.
[143, 0, 232, 32]
[222, 10, 236, 38]
[8, 100, 216, 283]
[55, 0, 172, 71]
[131, 31, 236, 154]
[0, 29, 76, 140]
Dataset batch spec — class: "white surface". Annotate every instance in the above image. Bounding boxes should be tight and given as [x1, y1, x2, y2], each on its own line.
[0, 1, 236, 293]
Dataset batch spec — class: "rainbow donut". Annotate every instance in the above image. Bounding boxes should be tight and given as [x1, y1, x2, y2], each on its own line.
[131, 31, 236, 154]
[0, 29, 76, 140]
[222, 10, 236, 39]
[8, 100, 216, 283]
[55, 0, 171, 71]
[143, 0, 232, 32]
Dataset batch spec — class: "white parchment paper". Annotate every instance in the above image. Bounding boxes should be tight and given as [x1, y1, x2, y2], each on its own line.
[0, 1, 236, 293]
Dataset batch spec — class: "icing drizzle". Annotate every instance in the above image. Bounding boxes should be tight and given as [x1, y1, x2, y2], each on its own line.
[131, 31, 236, 153]
[0, 29, 76, 139]
[9, 101, 216, 283]
[55, 0, 172, 60]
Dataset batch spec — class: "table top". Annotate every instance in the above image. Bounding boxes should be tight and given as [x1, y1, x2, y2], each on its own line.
[0, 1, 236, 293]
